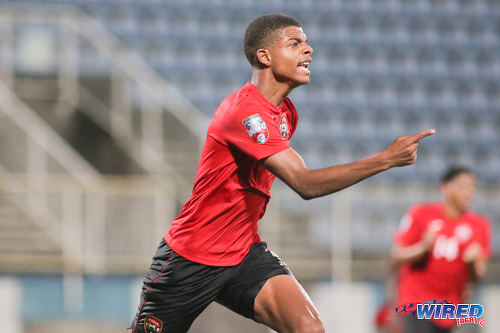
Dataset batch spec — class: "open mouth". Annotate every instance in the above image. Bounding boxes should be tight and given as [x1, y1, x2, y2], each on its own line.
[297, 61, 311, 75]
[298, 61, 310, 69]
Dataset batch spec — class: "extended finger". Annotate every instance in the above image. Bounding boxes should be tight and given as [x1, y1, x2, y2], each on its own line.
[410, 129, 436, 142]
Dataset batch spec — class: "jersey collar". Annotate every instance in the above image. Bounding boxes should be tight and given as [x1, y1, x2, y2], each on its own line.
[247, 82, 283, 114]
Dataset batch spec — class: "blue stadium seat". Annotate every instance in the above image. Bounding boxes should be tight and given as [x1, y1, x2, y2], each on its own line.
[15, 0, 498, 184]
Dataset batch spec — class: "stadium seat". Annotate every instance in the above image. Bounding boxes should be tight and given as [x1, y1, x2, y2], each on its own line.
[12, 0, 498, 184]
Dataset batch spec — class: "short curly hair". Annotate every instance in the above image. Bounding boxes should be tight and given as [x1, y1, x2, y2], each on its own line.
[244, 14, 301, 67]
[441, 165, 474, 183]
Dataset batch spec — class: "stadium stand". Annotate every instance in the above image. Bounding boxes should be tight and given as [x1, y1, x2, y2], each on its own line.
[33, 0, 498, 183]
[2, 0, 499, 282]
[0, 1, 499, 332]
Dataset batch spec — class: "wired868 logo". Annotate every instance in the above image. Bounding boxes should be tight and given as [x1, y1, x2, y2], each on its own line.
[395, 300, 486, 327]
[417, 302, 485, 327]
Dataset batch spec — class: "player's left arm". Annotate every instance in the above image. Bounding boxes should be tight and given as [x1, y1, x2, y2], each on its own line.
[463, 242, 487, 283]
[261, 147, 388, 200]
[261, 129, 434, 200]
[463, 218, 492, 283]
[391, 229, 435, 266]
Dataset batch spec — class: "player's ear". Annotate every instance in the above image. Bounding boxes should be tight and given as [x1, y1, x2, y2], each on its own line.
[440, 182, 449, 196]
[256, 48, 271, 67]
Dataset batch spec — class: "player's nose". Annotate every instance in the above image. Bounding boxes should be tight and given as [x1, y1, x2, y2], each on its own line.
[304, 43, 313, 55]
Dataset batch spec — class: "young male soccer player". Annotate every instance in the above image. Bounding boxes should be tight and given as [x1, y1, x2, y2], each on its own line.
[392, 166, 491, 333]
[130, 14, 435, 333]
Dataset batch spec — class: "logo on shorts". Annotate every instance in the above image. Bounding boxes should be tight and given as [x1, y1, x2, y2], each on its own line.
[144, 315, 163, 333]
[243, 113, 269, 144]
[280, 114, 288, 139]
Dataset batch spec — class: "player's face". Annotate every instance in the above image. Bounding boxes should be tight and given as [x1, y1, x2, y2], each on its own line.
[442, 173, 476, 212]
[268, 26, 313, 87]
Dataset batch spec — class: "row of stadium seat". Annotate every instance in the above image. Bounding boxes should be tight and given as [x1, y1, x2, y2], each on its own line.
[84, 5, 499, 46]
[109, 36, 500, 77]
[7, 0, 499, 184]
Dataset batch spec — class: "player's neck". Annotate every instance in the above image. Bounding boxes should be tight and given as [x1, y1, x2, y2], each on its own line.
[443, 200, 465, 219]
[251, 70, 293, 106]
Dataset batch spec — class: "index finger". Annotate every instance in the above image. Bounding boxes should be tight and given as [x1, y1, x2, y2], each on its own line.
[410, 129, 436, 142]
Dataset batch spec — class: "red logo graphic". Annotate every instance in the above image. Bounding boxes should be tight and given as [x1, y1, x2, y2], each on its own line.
[243, 114, 269, 144]
[280, 114, 288, 139]
[144, 315, 163, 333]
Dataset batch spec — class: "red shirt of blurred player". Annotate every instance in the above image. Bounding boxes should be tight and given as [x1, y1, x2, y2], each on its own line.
[165, 82, 298, 266]
[393, 169, 491, 329]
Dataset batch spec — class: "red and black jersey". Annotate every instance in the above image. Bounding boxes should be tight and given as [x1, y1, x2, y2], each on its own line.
[394, 202, 491, 328]
[165, 82, 298, 266]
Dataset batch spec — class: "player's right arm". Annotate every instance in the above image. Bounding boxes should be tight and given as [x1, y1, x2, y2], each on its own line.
[463, 242, 487, 283]
[389, 204, 436, 266]
[262, 129, 435, 200]
[391, 230, 435, 265]
[463, 219, 491, 282]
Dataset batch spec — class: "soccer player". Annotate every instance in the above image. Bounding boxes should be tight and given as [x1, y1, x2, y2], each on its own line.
[391, 166, 491, 333]
[130, 14, 435, 333]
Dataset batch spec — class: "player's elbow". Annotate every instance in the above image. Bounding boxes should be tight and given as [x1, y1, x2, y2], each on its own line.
[469, 261, 487, 283]
[287, 182, 312, 200]
[278, 166, 321, 200]
[389, 251, 399, 264]
[295, 183, 320, 200]
[298, 190, 315, 200]
[390, 247, 405, 265]
[290, 179, 316, 200]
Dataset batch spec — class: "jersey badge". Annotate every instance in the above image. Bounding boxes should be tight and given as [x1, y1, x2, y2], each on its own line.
[144, 315, 163, 333]
[280, 114, 289, 139]
[428, 219, 443, 232]
[455, 224, 472, 242]
[243, 113, 269, 144]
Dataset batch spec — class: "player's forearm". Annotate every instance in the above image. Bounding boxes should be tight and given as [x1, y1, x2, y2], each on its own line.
[467, 259, 487, 283]
[264, 130, 435, 200]
[463, 243, 487, 283]
[294, 152, 390, 200]
[391, 242, 430, 265]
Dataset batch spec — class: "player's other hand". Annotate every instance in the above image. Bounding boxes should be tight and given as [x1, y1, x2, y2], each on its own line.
[422, 230, 437, 251]
[463, 242, 482, 263]
[381, 129, 436, 168]
[463, 242, 487, 281]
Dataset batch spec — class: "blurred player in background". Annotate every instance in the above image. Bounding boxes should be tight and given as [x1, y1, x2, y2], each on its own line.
[391, 166, 491, 333]
[130, 14, 435, 333]
[374, 264, 404, 333]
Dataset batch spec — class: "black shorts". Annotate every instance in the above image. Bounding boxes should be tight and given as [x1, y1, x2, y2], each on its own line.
[129, 239, 291, 333]
[403, 316, 451, 333]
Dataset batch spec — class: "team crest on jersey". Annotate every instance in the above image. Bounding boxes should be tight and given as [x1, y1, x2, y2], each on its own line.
[280, 114, 289, 139]
[428, 219, 444, 232]
[144, 315, 163, 333]
[455, 224, 472, 242]
[243, 113, 269, 144]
